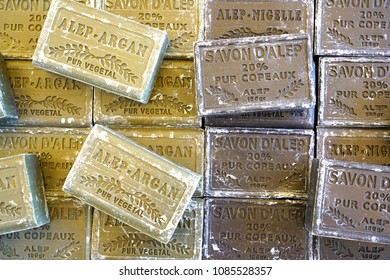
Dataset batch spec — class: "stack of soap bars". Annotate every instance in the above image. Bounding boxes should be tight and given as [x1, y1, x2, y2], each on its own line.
[0, 0, 388, 260]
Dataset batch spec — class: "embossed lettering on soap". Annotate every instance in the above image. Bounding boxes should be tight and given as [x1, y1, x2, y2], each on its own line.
[316, 0, 390, 55]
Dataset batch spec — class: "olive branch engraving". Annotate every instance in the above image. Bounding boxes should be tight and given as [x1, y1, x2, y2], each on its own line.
[102, 234, 191, 255]
[171, 32, 195, 49]
[214, 169, 241, 189]
[276, 79, 305, 98]
[217, 27, 288, 39]
[278, 243, 304, 259]
[48, 44, 138, 84]
[79, 175, 165, 225]
[326, 28, 353, 46]
[15, 95, 82, 115]
[206, 85, 239, 103]
[0, 240, 19, 258]
[323, 238, 354, 258]
[53, 240, 81, 259]
[326, 206, 356, 229]
[0, 32, 26, 51]
[278, 171, 305, 188]
[0, 202, 22, 217]
[104, 93, 193, 114]
[329, 98, 357, 116]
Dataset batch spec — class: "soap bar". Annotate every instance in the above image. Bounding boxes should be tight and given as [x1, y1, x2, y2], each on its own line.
[204, 108, 315, 129]
[0, 54, 18, 122]
[318, 57, 390, 127]
[112, 127, 204, 197]
[91, 198, 203, 259]
[203, 198, 311, 260]
[206, 127, 314, 198]
[4, 60, 92, 127]
[306, 159, 390, 244]
[0, 0, 94, 58]
[0, 154, 49, 235]
[205, 0, 314, 41]
[0, 127, 89, 196]
[101, 0, 203, 58]
[33, 0, 169, 104]
[317, 128, 390, 165]
[63, 124, 201, 243]
[315, 0, 390, 56]
[314, 236, 390, 260]
[195, 34, 315, 115]
[94, 60, 200, 127]
[0, 197, 92, 260]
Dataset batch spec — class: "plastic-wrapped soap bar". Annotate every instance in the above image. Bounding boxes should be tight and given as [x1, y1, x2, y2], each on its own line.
[4, 60, 93, 127]
[306, 159, 390, 244]
[205, 0, 314, 41]
[315, 0, 390, 56]
[112, 127, 204, 197]
[0, 127, 89, 196]
[206, 127, 314, 198]
[91, 198, 204, 260]
[318, 57, 390, 127]
[317, 128, 390, 166]
[101, 0, 204, 58]
[314, 236, 390, 260]
[195, 34, 315, 115]
[94, 60, 200, 127]
[0, 154, 49, 235]
[203, 198, 311, 260]
[0, 197, 92, 260]
[205, 108, 315, 129]
[33, 0, 169, 104]
[0, 54, 18, 122]
[63, 125, 201, 243]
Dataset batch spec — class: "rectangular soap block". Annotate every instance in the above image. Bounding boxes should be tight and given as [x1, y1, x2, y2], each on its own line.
[101, 0, 204, 58]
[203, 198, 311, 260]
[318, 57, 390, 127]
[306, 159, 390, 244]
[315, 0, 390, 56]
[33, 0, 169, 104]
[112, 127, 204, 197]
[195, 34, 315, 115]
[204, 108, 315, 129]
[0, 0, 95, 58]
[0, 154, 49, 235]
[0, 197, 92, 260]
[94, 60, 200, 127]
[0, 127, 89, 196]
[205, 0, 314, 41]
[0, 53, 18, 122]
[63, 124, 201, 243]
[91, 198, 203, 259]
[317, 128, 390, 165]
[3, 60, 92, 127]
[206, 127, 314, 199]
[314, 236, 390, 260]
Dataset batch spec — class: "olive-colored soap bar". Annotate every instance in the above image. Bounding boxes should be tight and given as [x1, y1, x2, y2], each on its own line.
[0, 53, 18, 122]
[33, 0, 169, 104]
[306, 159, 390, 244]
[63, 124, 201, 243]
[91, 198, 204, 260]
[0, 197, 92, 260]
[0, 154, 49, 235]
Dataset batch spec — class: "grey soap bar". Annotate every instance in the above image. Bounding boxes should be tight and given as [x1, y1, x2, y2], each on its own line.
[0, 154, 49, 235]
[0, 53, 18, 122]
[63, 124, 201, 244]
[32, 0, 170, 104]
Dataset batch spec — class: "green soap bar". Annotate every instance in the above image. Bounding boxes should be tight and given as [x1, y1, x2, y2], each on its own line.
[0, 154, 49, 235]
[0, 53, 18, 122]
[63, 124, 201, 243]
